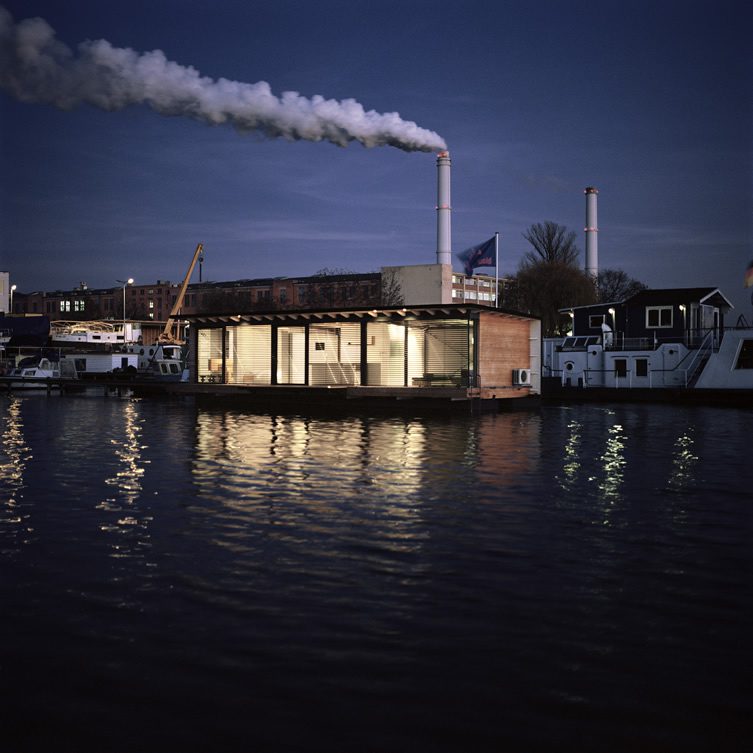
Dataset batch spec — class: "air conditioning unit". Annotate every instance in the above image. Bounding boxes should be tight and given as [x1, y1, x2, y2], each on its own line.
[512, 368, 531, 386]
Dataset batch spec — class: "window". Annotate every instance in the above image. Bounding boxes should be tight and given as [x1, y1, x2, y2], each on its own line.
[60, 300, 71, 312]
[735, 340, 753, 369]
[614, 359, 627, 378]
[149, 300, 154, 309]
[73, 299, 85, 312]
[635, 358, 648, 377]
[589, 314, 604, 328]
[646, 306, 673, 328]
[279, 288, 288, 304]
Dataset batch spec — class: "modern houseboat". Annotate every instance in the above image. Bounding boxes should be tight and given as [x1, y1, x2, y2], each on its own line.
[182, 303, 541, 409]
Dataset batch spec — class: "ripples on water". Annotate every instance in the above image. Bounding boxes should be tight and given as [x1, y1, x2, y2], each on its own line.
[1, 394, 751, 752]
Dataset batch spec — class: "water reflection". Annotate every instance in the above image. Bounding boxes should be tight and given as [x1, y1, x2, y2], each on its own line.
[598, 423, 626, 508]
[189, 410, 544, 568]
[98, 400, 152, 562]
[191, 413, 431, 543]
[666, 429, 698, 492]
[558, 419, 583, 490]
[0, 397, 33, 547]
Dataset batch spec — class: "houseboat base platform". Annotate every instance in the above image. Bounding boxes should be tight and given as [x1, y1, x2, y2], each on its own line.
[543, 381, 753, 408]
[130, 381, 539, 413]
[1, 375, 539, 413]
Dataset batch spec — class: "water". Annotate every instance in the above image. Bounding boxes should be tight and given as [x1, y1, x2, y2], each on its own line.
[1, 394, 751, 752]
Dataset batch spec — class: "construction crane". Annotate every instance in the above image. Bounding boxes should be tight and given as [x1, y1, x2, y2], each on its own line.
[159, 242, 203, 344]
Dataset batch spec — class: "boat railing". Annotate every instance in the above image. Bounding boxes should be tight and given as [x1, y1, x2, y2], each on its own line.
[605, 336, 654, 351]
[681, 331, 714, 387]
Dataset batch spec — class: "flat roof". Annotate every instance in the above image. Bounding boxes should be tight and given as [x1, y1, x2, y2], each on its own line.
[184, 303, 538, 327]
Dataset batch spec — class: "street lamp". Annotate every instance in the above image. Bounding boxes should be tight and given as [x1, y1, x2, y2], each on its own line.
[116, 278, 134, 343]
[9, 284, 16, 313]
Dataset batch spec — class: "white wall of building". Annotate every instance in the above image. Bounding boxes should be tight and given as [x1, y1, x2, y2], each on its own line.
[381, 264, 453, 306]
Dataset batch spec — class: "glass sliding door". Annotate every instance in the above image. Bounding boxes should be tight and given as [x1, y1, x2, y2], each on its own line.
[197, 328, 224, 383]
[225, 325, 271, 384]
[366, 321, 405, 386]
[309, 323, 361, 385]
[277, 326, 306, 384]
[406, 319, 471, 386]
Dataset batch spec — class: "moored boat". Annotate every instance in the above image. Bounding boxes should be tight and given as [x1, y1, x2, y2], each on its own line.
[543, 287, 753, 399]
[1, 355, 78, 390]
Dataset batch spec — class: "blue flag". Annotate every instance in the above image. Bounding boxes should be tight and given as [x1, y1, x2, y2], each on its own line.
[456, 236, 496, 276]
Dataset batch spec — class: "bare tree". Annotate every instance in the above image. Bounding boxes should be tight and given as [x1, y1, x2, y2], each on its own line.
[380, 269, 404, 306]
[313, 267, 356, 277]
[596, 268, 647, 303]
[522, 221, 580, 266]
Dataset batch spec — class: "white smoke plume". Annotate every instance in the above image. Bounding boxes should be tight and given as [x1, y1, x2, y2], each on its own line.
[0, 6, 447, 152]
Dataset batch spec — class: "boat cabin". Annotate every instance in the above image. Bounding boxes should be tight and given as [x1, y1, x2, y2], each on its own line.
[566, 287, 733, 350]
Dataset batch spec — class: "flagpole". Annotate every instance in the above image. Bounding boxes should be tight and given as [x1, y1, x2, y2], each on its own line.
[495, 231, 499, 308]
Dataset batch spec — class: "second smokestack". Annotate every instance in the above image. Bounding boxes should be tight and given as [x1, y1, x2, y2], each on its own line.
[585, 186, 598, 277]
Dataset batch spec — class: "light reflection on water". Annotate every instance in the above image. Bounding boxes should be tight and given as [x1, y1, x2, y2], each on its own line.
[98, 400, 154, 568]
[1, 395, 752, 752]
[558, 419, 582, 490]
[667, 429, 699, 492]
[0, 396, 32, 549]
[598, 422, 626, 518]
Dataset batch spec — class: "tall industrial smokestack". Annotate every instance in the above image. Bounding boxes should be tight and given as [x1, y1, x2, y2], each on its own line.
[584, 186, 599, 277]
[436, 151, 452, 265]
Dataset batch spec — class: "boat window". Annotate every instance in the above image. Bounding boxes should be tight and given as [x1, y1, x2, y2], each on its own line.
[735, 339, 753, 369]
[614, 359, 628, 378]
[635, 358, 648, 377]
[589, 315, 604, 328]
[646, 306, 673, 328]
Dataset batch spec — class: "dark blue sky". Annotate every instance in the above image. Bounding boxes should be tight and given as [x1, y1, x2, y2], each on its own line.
[1, 0, 751, 314]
